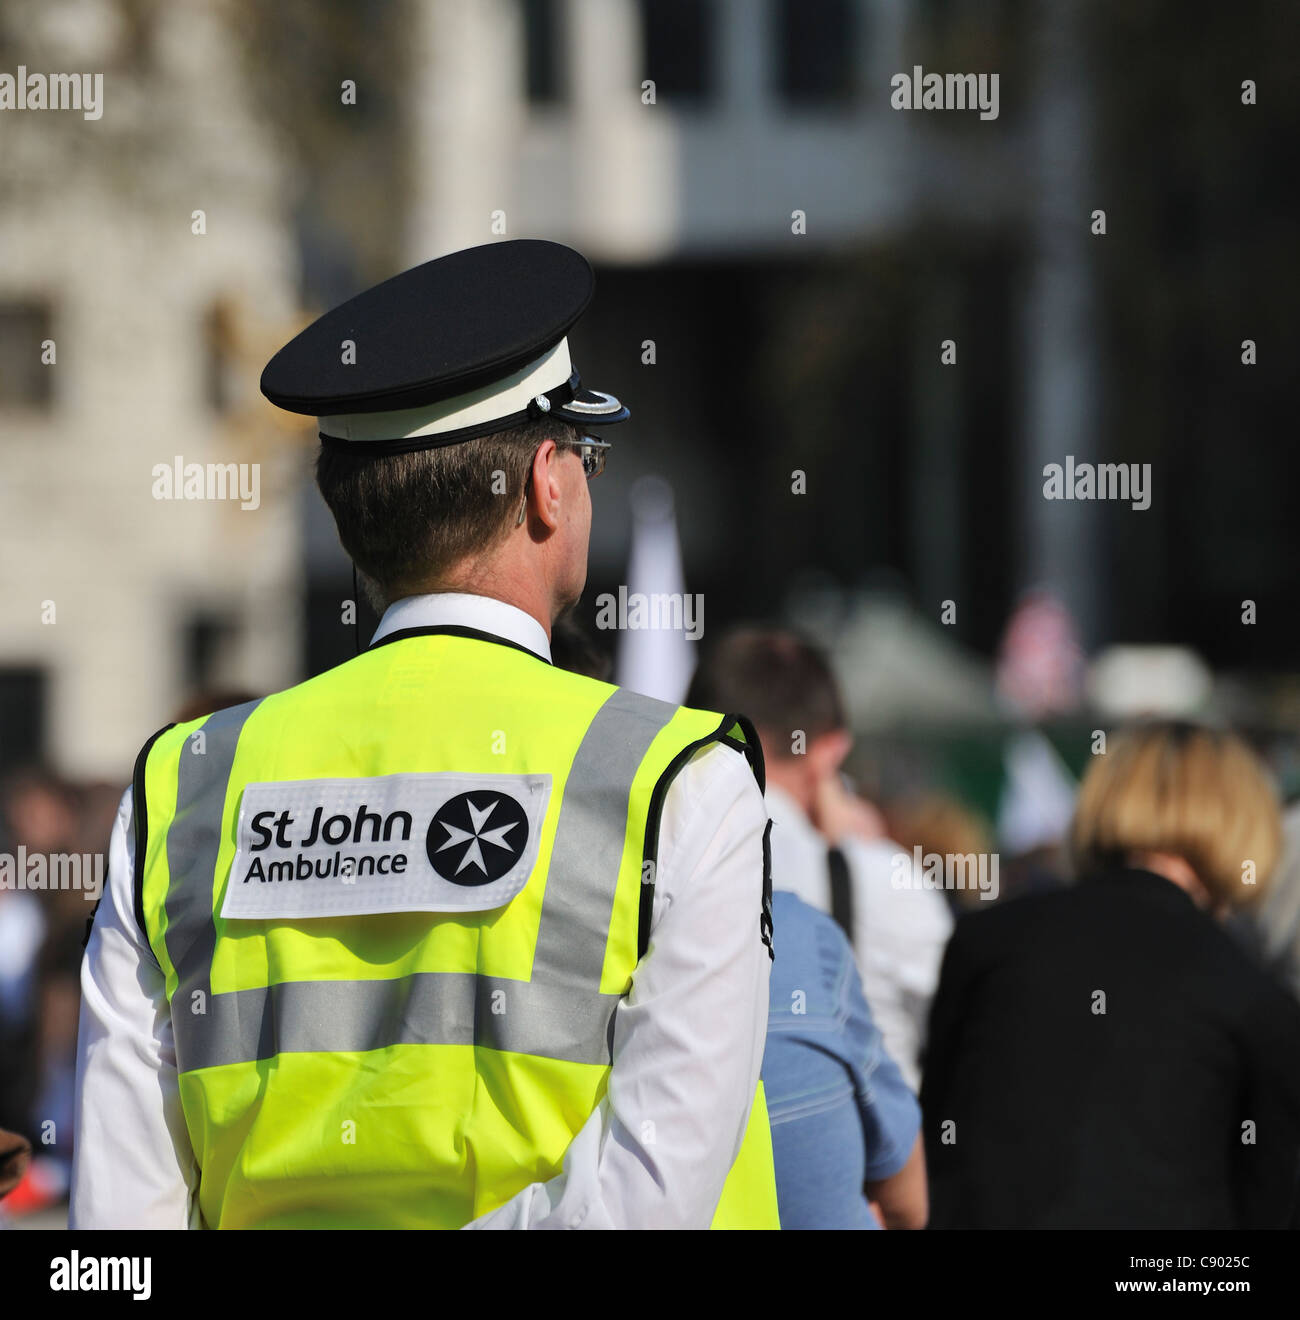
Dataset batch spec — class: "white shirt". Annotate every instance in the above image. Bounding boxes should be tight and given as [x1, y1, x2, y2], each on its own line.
[763, 783, 952, 1092]
[70, 593, 771, 1230]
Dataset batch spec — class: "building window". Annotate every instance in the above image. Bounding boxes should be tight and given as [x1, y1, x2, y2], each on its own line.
[523, 0, 565, 104]
[0, 301, 55, 411]
[182, 610, 243, 696]
[639, 0, 716, 105]
[772, 0, 858, 107]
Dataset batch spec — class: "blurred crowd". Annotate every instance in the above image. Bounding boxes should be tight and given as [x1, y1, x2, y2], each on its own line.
[686, 627, 1300, 1229]
[0, 771, 121, 1215]
[5, 625, 1300, 1228]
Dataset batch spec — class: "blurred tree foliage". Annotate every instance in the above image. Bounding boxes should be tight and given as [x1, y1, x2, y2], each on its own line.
[0, 0, 410, 281]
[225, 0, 412, 298]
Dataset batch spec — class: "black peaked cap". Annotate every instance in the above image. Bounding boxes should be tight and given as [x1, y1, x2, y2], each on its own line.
[260, 239, 600, 418]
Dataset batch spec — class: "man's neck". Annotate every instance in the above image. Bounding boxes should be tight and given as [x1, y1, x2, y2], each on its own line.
[396, 561, 555, 641]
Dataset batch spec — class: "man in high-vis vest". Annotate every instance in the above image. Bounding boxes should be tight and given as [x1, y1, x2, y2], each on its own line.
[70, 240, 779, 1229]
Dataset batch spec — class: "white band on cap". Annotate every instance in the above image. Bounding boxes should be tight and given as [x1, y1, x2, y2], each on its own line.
[318, 339, 573, 442]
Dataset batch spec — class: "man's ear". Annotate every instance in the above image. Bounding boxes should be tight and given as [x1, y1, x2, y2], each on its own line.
[527, 438, 563, 532]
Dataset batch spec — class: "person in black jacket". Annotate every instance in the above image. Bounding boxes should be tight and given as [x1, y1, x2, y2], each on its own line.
[922, 721, 1300, 1228]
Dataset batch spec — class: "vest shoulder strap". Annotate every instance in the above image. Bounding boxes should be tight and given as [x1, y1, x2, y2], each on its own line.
[131, 722, 177, 957]
[637, 710, 766, 960]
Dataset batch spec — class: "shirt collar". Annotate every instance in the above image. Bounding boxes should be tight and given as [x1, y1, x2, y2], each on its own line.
[370, 592, 552, 662]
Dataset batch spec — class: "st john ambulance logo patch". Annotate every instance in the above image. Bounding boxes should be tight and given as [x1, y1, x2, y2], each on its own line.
[426, 790, 529, 885]
[221, 771, 551, 919]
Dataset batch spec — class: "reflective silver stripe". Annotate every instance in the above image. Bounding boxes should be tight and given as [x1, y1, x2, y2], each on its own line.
[180, 975, 623, 1071]
[163, 699, 263, 1066]
[159, 685, 676, 1073]
[532, 687, 676, 988]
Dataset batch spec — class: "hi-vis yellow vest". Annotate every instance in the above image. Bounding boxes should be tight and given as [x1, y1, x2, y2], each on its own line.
[133, 625, 779, 1229]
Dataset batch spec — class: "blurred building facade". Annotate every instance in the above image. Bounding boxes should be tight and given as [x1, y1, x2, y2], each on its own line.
[0, 0, 303, 778]
[299, 0, 1041, 671]
[409, 0, 928, 260]
[2, 0, 1294, 772]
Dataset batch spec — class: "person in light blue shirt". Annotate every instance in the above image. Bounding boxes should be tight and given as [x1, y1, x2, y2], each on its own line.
[762, 889, 927, 1229]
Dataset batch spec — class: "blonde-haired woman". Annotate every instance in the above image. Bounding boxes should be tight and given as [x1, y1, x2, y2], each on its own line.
[921, 722, 1300, 1227]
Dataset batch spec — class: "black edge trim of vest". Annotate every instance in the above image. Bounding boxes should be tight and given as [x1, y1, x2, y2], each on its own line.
[726, 713, 766, 795]
[761, 818, 775, 961]
[132, 722, 177, 958]
[637, 711, 764, 962]
[365, 624, 552, 665]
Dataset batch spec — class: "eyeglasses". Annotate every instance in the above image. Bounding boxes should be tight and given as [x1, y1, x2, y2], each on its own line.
[573, 434, 611, 480]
